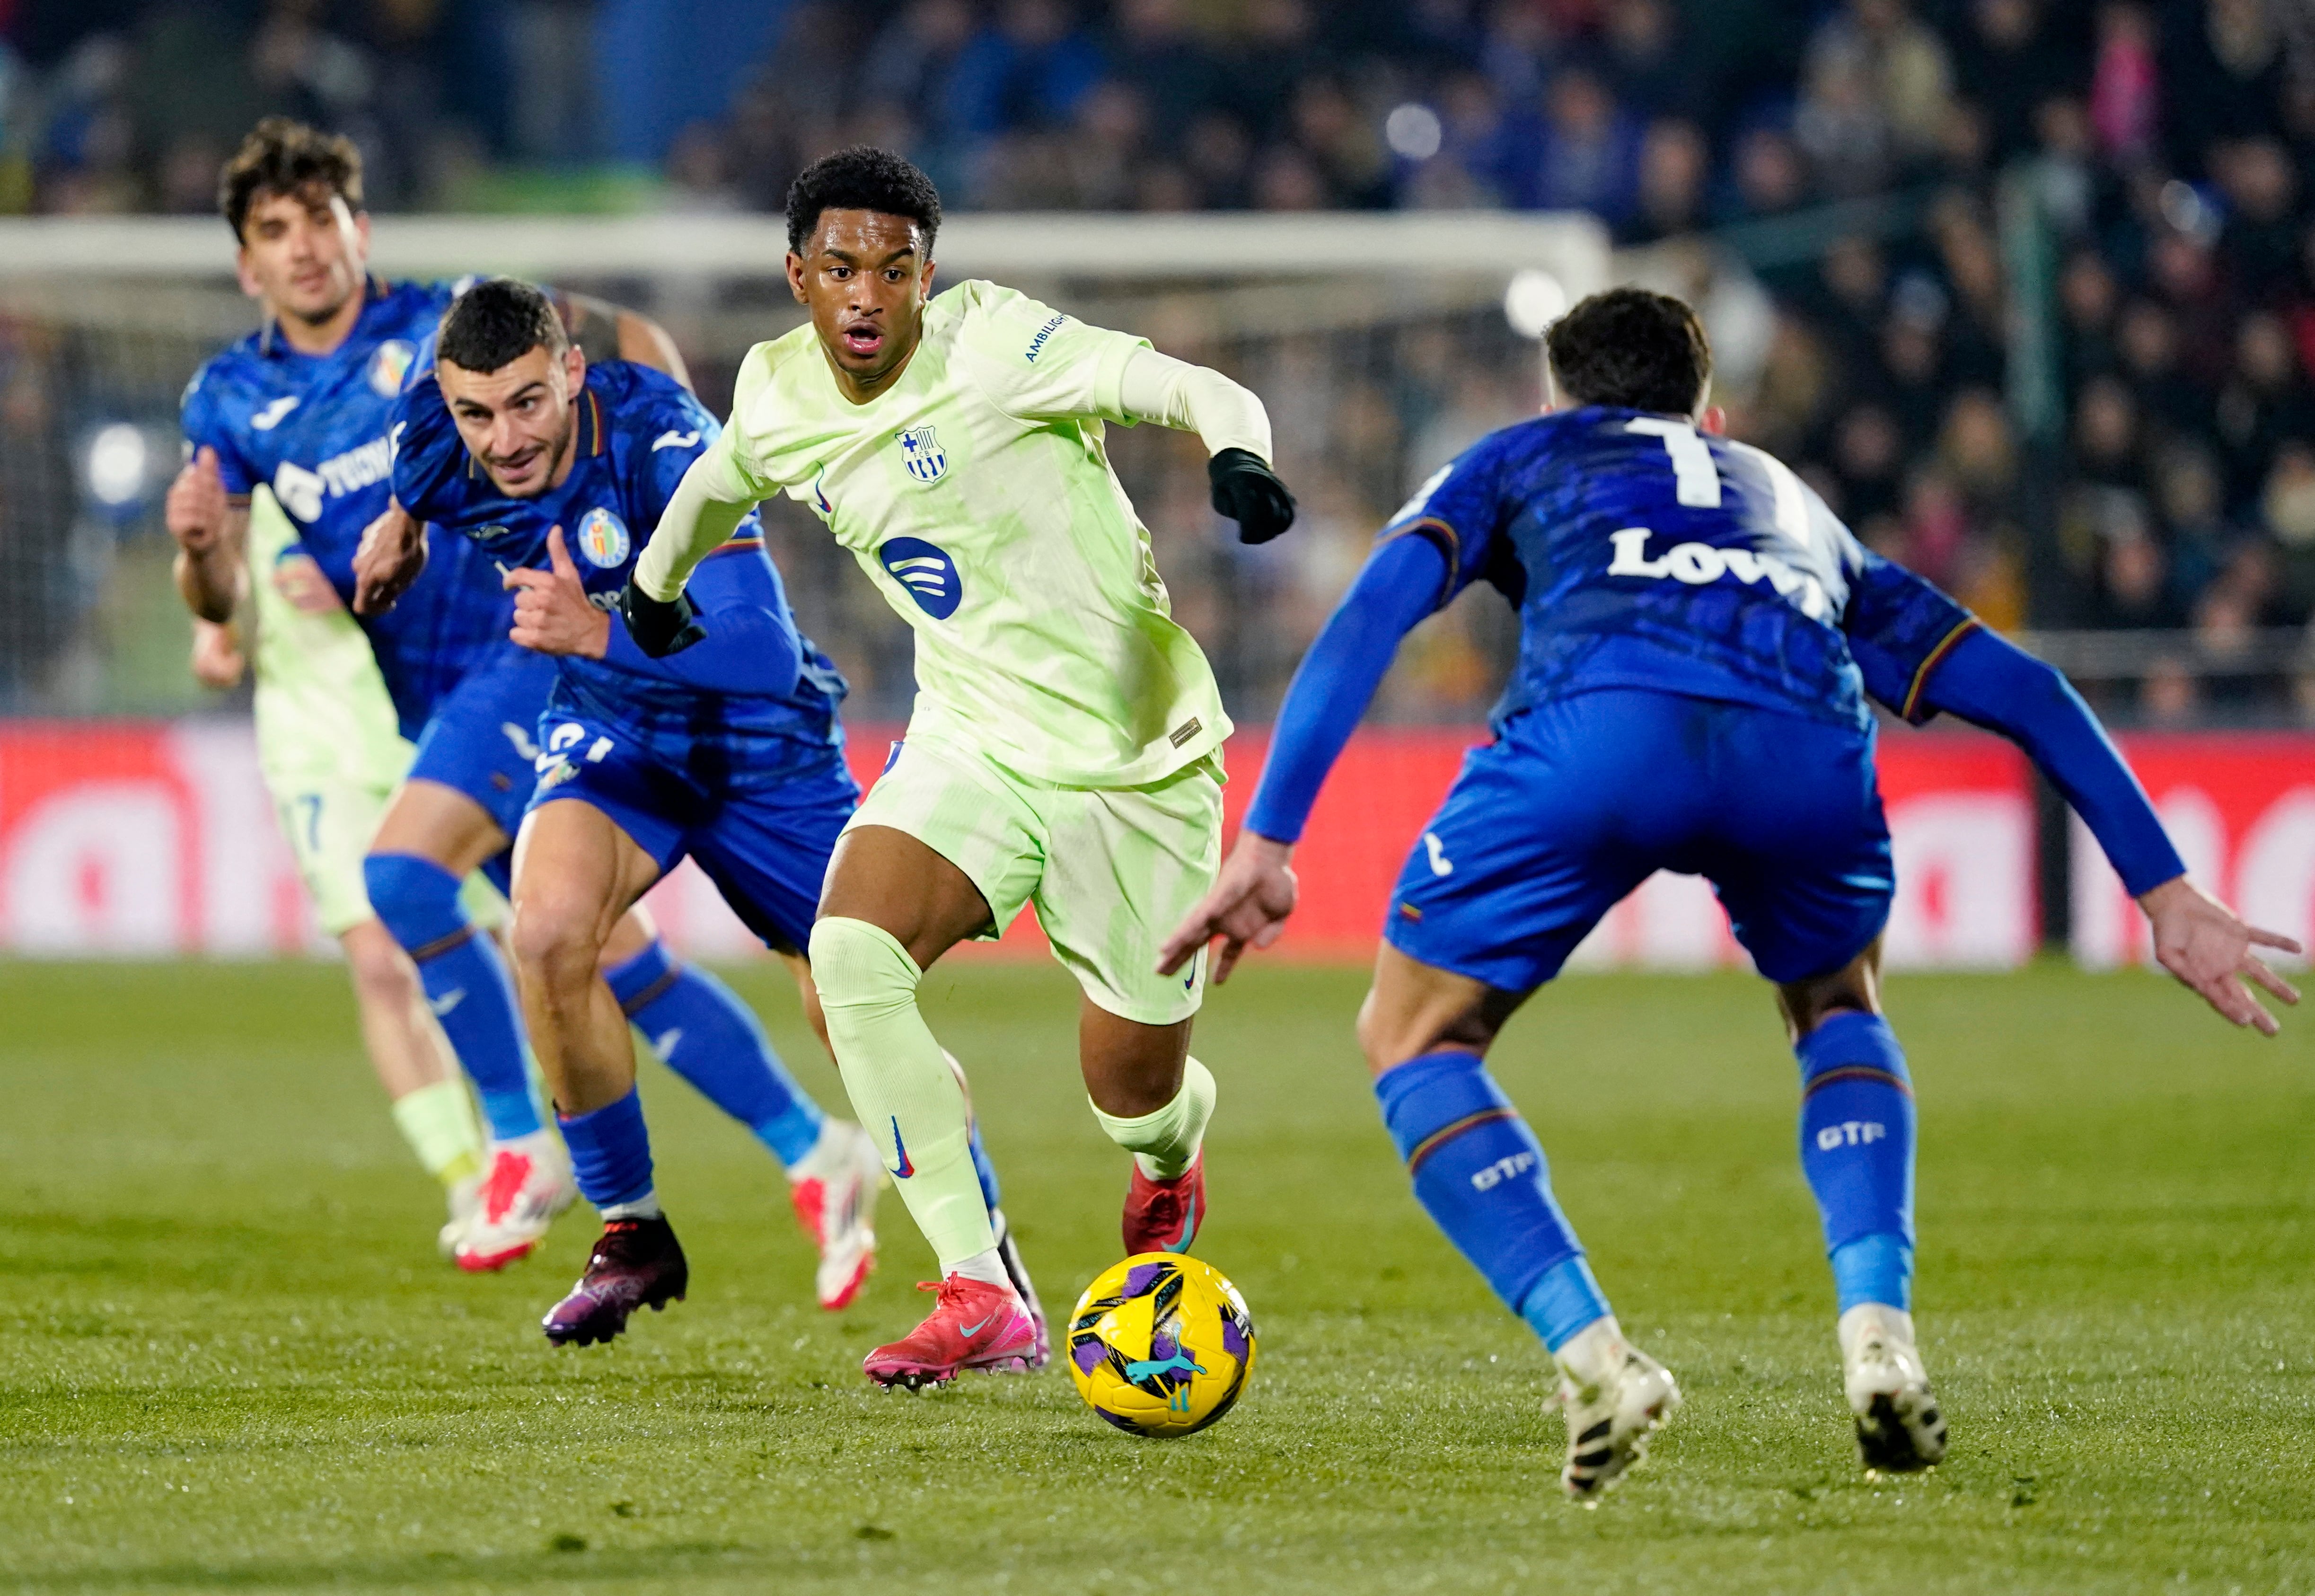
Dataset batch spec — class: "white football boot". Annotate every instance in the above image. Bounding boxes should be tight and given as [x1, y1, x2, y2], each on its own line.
[788, 1120, 882, 1310]
[436, 1169, 485, 1260]
[1552, 1318, 1683, 1500]
[1842, 1304, 1948, 1471]
[453, 1132, 577, 1273]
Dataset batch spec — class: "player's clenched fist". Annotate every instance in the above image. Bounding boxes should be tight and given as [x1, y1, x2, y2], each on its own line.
[166, 446, 230, 553]
[352, 497, 426, 615]
[506, 527, 612, 659]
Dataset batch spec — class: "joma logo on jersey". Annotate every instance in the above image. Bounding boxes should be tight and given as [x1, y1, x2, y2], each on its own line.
[1605, 526, 1832, 620]
[895, 426, 947, 483]
[1471, 1150, 1537, 1191]
[878, 536, 963, 620]
[270, 436, 391, 522]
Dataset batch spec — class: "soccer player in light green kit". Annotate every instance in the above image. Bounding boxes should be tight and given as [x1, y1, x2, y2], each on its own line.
[626, 148, 1297, 1386]
[182, 484, 495, 1251]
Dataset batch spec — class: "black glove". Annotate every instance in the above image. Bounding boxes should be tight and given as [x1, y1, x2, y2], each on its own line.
[1208, 448, 1297, 545]
[616, 582, 706, 658]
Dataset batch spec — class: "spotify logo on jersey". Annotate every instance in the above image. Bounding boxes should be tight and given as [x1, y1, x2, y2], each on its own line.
[879, 537, 962, 619]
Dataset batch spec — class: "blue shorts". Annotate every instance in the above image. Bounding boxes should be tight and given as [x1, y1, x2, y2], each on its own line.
[405, 646, 557, 891]
[1384, 690, 1894, 992]
[527, 703, 861, 954]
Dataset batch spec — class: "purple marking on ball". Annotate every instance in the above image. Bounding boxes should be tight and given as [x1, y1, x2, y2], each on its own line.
[1072, 1339, 1108, 1375]
[1149, 1329, 1177, 1362]
[1219, 1314, 1248, 1360]
[1123, 1263, 1169, 1298]
[1097, 1408, 1143, 1432]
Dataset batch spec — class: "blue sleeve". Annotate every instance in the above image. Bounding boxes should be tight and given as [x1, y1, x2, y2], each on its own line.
[1377, 434, 1514, 608]
[178, 366, 257, 495]
[1241, 534, 1451, 844]
[1917, 628, 2186, 896]
[388, 370, 468, 525]
[600, 531, 802, 697]
[1841, 548, 1980, 723]
[634, 391, 719, 528]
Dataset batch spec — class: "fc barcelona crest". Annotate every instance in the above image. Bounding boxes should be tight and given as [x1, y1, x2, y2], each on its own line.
[896, 425, 947, 483]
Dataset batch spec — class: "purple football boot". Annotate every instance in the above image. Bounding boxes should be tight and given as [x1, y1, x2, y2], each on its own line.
[541, 1217, 688, 1347]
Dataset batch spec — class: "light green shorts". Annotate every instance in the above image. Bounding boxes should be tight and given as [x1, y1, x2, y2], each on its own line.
[266, 770, 508, 941]
[847, 734, 1224, 1026]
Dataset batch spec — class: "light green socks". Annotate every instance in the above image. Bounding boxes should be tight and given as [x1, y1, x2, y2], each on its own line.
[808, 916, 998, 1270]
[1091, 1056, 1216, 1179]
[390, 1079, 485, 1187]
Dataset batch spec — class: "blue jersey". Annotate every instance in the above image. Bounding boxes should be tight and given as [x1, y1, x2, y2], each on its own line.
[179, 277, 511, 740]
[389, 358, 847, 777]
[1384, 406, 1976, 733]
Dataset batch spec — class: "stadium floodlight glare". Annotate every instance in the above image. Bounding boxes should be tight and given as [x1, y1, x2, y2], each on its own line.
[1503, 268, 1569, 339]
[83, 422, 149, 508]
[1385, 104, 1444, 161]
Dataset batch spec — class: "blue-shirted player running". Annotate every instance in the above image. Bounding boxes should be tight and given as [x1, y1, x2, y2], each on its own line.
[173, 120, 883, 1294]
[389, 278, 1043, 1349]
[1162, 288, 2300, 1497]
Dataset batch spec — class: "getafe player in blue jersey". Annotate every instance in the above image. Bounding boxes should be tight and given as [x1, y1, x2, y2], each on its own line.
[171, 121, 880, 1291]
[1163, 288, 2300, 1497]
[389, 279, 1042, 1349]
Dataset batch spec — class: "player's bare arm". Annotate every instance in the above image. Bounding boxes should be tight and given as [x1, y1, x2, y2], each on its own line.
[188, 616, 246, 690]
[166, 446, 250, 623]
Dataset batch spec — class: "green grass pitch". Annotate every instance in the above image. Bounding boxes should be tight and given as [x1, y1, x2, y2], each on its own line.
[2, 957, 2310, 1594]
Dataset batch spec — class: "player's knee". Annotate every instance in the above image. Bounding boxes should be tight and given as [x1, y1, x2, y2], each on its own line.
[361, 852, 466, 953]
[1356, 984, 1501, 1075]
[341, 924, 419, 1008]
[807, 916, 920, 1022]
[509, 889, 607, 995]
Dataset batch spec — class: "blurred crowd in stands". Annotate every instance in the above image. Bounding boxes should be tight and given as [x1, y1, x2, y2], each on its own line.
[8, 0, 2315, 721]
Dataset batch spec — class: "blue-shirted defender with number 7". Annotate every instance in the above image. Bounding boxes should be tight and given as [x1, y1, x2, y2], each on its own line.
[1162, 287, 2301, 1499]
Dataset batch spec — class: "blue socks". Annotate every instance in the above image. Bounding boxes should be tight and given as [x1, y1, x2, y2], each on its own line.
[969, 1122, 1003, 1212]
[1375, 1050, 1608, 1352]
[604, 940, 826, 1167]
[362, 852, 541, 1141]
[1796, 1010, 1916, 1314]
[559, 1088, 654, 1210]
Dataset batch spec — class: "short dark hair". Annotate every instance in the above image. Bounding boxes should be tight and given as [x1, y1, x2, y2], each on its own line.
[784, 146, 942, 254]
[437, 278, 567, 375]
[1544, 286, 1713, 414]
[219, 117, 363, 242]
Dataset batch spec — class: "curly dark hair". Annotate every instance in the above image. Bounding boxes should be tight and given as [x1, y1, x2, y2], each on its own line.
[784, 146, 942, 254]
[437, 278, 567, 375]
[219, 117, 363, 242]
[1544, 286, 1713, 414]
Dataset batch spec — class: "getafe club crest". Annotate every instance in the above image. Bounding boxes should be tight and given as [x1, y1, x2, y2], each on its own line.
[575, 506, 631, 568]
[896, 425, 947, 483]
[367, 339, 416, 397]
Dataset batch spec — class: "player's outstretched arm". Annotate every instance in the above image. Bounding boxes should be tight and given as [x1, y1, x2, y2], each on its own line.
[1159, 532, 1447, 981]
[1113, 348, 1295, 544]
[1915, 626, 2301, 1033]
[559, 292, 692, 389]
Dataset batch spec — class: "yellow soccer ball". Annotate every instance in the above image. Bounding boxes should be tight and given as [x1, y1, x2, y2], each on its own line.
[1066, 1252, 1256, 1437]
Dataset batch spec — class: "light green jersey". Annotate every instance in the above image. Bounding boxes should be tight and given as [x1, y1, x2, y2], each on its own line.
[696, 280, 1229, 789]
[246, 484, 412, 791]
